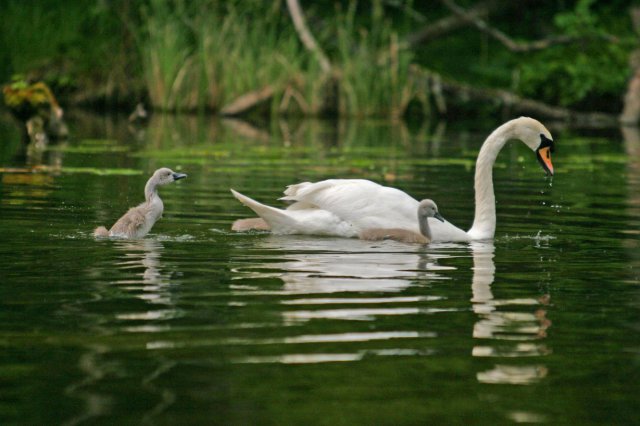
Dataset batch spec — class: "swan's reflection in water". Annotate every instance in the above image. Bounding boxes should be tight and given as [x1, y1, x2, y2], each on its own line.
[470, 241, 551, 385]
[232, 236, 552, 378]
[233, 235, 454, 295]
[231, 236, 457, 363]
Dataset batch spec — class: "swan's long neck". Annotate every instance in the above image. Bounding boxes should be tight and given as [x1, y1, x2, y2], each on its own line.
[145, 177, 159, 203]
[468, 125, 511, 239]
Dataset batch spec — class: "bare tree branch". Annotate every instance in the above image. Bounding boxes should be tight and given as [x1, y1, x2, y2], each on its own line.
[382, 0, 427, 24]
[440, 0, 618, 53]
[286, 0, 332, 74]
[404, 0, 497, 47]
[439, 75, 616, 126]
[220, 85, 274, 116]
[410, 66, 616, 127]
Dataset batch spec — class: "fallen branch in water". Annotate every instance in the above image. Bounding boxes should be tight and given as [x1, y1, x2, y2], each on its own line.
[220, 86, 275, 116]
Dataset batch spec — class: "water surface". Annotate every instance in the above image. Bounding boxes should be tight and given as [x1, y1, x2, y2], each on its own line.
[1, 113, 639, 424]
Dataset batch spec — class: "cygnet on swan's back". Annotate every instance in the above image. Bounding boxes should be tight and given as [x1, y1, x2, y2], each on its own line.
[358, 199, 444, 244]
[94, 168, 187, 239]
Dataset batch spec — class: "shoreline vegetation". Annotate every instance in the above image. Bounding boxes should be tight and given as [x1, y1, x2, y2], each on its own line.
[1, 0, 639, 126]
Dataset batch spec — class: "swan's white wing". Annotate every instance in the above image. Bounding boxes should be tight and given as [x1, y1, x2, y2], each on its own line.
[233, 180, 470, 241]
[283, 179, 470, 241]
[282, 179, 420, 231]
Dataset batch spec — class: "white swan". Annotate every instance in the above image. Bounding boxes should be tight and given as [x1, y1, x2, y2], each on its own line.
[94, 168, 187, 239]
[230, 117, 554, 242]
[359, 199, 444, 244]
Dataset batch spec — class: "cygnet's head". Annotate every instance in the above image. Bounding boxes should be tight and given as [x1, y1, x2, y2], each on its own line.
[152, 167, 188, 185]
[508, 117, 555, 176]
[418, 199, 444, 222]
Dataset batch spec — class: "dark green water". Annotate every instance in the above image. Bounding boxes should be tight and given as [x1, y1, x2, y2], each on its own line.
[1, 113, 639, 425]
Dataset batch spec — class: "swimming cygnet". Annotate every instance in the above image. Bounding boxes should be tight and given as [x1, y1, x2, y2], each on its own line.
[94, 168, 187, 239]
[358, 199, 444, 244]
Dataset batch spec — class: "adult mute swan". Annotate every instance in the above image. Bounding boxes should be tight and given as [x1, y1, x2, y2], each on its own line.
[359, 199, 444, 244]
[230, 117, 554, 242]
[94, 168, 187, 239]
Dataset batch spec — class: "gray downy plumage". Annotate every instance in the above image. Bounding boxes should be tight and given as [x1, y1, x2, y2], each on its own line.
[94, 168, 187, 239]
[358, 199, 444, 244]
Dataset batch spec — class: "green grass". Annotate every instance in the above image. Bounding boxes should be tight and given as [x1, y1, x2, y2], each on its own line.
[138, 1, 310, 113]
[333, 1, 422, 118]
[137, 0, 423, 117]
[0, 0, 633, 116]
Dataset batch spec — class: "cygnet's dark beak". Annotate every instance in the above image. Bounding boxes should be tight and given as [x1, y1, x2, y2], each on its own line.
[172, 173, 187, 181]
[434, 212, 445, 222]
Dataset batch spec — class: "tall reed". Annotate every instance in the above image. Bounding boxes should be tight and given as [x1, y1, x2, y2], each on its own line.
[138, 0, 424, 117]
[194, 3, 312, 113]
[334, 0, 420, 118]
[140, 0, 195, 111]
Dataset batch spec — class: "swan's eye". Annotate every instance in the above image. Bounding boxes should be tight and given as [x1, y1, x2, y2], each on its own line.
[539, 134, 555, 153]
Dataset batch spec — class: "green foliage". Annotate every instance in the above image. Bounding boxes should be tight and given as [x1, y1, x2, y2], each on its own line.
[194, 2, 313, 112]
[0, 0, 636, 116]
[138, 0, 309, 112]
[516, 0, 633, 108]
[0, 1, 83, 75]
[0, 0, 134, 103]
[140, 0, 194, 111]
[2, 78, 60, 123]
[136, 0, 422, 116]
[333, 0, 422, 118]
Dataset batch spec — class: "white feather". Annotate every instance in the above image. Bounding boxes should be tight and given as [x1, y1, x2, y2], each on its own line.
[231, 117, 553, 242]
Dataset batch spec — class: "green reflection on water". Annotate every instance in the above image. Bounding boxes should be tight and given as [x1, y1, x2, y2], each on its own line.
[0, 114, 639, 425]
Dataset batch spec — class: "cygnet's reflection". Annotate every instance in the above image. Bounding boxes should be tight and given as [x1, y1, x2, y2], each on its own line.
[469, 241, 551, 385]
[114, 239, 167, 285]
[66, 239, 177, 425]
[111, 239, 180, 320]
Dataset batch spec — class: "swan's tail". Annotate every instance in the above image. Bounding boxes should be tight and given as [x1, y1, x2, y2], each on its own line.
[94, 226, 110, 237]
[230, 189, 295, 231]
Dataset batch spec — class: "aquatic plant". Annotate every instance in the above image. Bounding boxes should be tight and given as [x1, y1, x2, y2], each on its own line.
[0, 0, 635, 118]
[139, 0, 195, 111]
[138, 1, 306, 113]
[193, 2, 311, 113]
[333, 0, 422, 118]
[136, 0, 422, 117]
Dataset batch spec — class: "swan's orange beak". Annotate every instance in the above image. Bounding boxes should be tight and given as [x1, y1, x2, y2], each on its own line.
[536, 146, 554, 176]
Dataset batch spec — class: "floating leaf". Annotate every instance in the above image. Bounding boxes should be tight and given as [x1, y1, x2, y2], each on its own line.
[59, 167, 142, 176]
[47, 143, 129, 154]
[33, 166, 143, 176]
